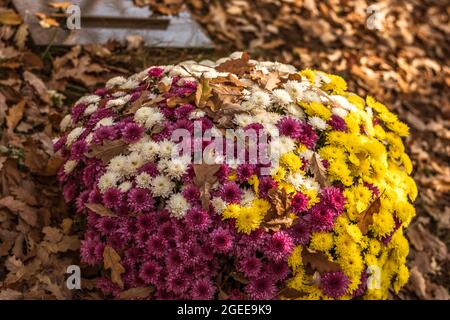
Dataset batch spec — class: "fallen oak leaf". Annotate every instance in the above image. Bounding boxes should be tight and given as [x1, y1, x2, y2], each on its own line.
[35, 12, 59, 28]
[193, 163, 220, 209]
[0, 9, 22, 26]
[278, 287, 308, 299]
[85, 139, 128, 164]
[195, 75, 213, 108]
[0, 196, 37, 227]
[216, 52, 253, 76]
[267, 188, 290, 216]
[103, 245, 125, 289]
[48, 2, 72, 11]
[23, 71, 50, 104]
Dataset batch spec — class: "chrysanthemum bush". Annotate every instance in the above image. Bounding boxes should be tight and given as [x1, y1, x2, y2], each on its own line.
[55, 52, 417, 300]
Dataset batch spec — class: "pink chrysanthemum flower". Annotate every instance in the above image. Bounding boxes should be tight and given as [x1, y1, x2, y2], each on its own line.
[167, 274, 190, 295]
[320, 271, 350, 299]
[146, 235, 167, 258]
[246, 277, 277, 300]
[186, 207, 210, 231]
[128, 188, 155, 212]
[122, 122, 144, 143]
[139, 260, 162, 285]
[328, 114, 347, 131]
[310, 205, 335, 231]
[182, 185, 201, 204]
[148, 66, 164, 78]
[192, 278, 215, 300]
[71, 140, 88, 159]
[320, 187, 345, 213]
[236, 164, 256, 182]
[102, 188, 123, 209]
[219, 181, 242, 203]
[238, 256, 262, 278]
[266, 231, 294, 261]
[291, 192, 309, 213]
[211, 227, 233, 254]
[277, 117, 302, 138]
[80, 237, 104, 265]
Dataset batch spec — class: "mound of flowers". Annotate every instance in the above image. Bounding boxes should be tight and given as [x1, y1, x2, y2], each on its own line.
[55, 52, 417, 300]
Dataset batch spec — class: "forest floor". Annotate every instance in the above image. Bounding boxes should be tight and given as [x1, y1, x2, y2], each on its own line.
[0, 0, 448, 299]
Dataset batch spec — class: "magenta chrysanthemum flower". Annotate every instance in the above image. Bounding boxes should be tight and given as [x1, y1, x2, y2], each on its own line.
[266, 231, 294, 261]
[71, 103, 86, 123]
[93, 126, 116, 143]
[220, 181, 242, 203]
[139, 260, 161, 285]
[238, 256, 262, 278]
[167, 274, 190, 295]
[246, 277, 277, 300]
[136, 213, 155, 230]
[211, 227, 233, 254]
[291, 192, 309, 213]
[328, 114, 347, 131]
[96, 217, 117, 236]
[236, 164, 256, 182]
[128, 188, 154, 212]
[102, 188, 123, 209]
[122, 122, 144, 143]
[174, 103, 195, 119]
[258, 176, 277, 197]
[63, 182, 77, 202]
[75, 190, 90, 213]
[71, 140, 88, 159]
[146, 235, 167, 258]
[310, 205, 335, 231]
[80, 237, 104, 265]
[148, 66, 164, 78]
[158, 221, 176, 239]
[192, 279, 215, 300]
[186, 207, 210, 231]
[320, 271, 350, 299]
[277, 117, 302, 138]
[138, 162, 158, 177]
[320, 187, 345, 213]
[289, 218, 311, 245]
[297, 122, 318, 149]
[268, 260, 290, 281]
[182, 185, 200, 204]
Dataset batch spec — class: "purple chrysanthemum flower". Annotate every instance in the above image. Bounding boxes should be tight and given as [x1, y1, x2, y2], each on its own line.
[80, 237, 104, 265]
[277, 117, 302, 138]
[266, 231, 294, 261]
[310, 205, 335, 232]
[219, 181, 242, 203]
[102, 188, 123, 209]
[236, 164, 256, 182]
[71, 140, 88, 159]
[148, 67, 164, 78]
[139, 260, 161, 285]
[297, 121, 318, 149]
[128, 188, 154, 212]
[186, 207, 210, 231]
[258, 176, 277, 197]
[174, 103, 195, 119]
[245, 277, 277, 300]
[96, 217, 117, 236]
[321, 187, 345, 213]
[192, 278, 215, 300]
[71, 103, 86, 123]
[268, 260, 290, 281]
[328, 114, 347, 131]
[75, 190, 90, 213]
[146, 235, 167, 258]
[211, 227, 233, 254]
[320, 271, 350, 299]
[291, 192, 309, 213]
[121, 122, 144, 143]
[238, 256, 262, 278]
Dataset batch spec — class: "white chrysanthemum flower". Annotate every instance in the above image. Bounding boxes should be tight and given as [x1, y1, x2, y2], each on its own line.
[157, 158, 169, 173]
[301, 89, 322, 102]
[249, 91, 271, 108]
[160, 76, 173, 87]
[285, 103, 306, 119]
[63, 160, 77, 174]
[84, 103, 98, 116]
[107, 155, 128, 174]
[315, 72, 331, 86]
[298, 149, 314, 161]
[189, 110, 205, 120]
[286, 172, 306, 190]
[105, 76, 127, 89]
[66, 127, 84, 146]
[272, 89, 292, 105]
[145, 111, 165, 129]
[276, 136, 296, 154]
[308, 116, 328, 131]
[124, 152, 144, 175]
[98, 172, 119, 192]
[60, 114, 72, 131]
[303, 177, 320, 192]
[331, 107, 348, 118]
[150, 175, 175, 198]
[329, 95, 357, 112]
[285, 80, 308, 101]
[165, 156, 190, 179]
[134, 107, 153, 124]
[211, 197, 227, 215]
[94, 117, 114, 129]
[111, 91, 127, 98]
[75, 95, 100, 106]
[158, 140, 177, 158]
[234, 114, 254, 127]
[120, 79, 140, 90]
[166, 193, 190, 219]
[272, 62, 297, 74]
[118, 181, 132, 193]
[135, 172, 152, 189]
[106, 96, 130, 108]
[141, 141, 160, 162]
[241, 189, 256, 207]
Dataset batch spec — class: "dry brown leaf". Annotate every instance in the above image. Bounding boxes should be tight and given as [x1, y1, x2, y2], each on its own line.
[23, 71, 50, 104]
[216, 52, 253, 76]
[118, 287, 154, 299]
[195, 76, 212, 108]
[85, 203, 117, 217]
[309, 153, 329, 188]
[357, 196, 381, 235]
[86, 139, 127, 164]
[302, 248, 341, 273]
[6, 99, 26, 131]
[42, 226, 64, 243]
[0, 196, 37, 227]
[103, 245, 125, 288]
[193, 163, 220, 209]
[14, 24, 28, 50]
[35, 13, 60, 28]
[42, 235, 80, 253]
[48, 2, 72, 11]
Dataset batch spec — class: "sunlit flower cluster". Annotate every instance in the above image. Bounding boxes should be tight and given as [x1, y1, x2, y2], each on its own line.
[56, 52, 416, 300]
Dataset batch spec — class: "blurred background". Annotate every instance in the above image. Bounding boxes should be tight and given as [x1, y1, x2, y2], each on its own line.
[0, 0, 448, 299]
